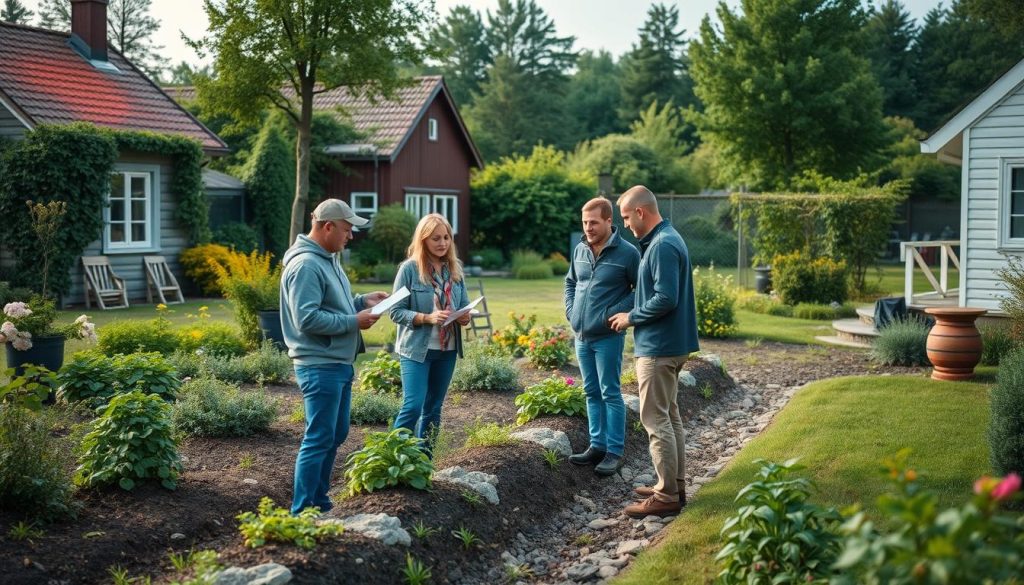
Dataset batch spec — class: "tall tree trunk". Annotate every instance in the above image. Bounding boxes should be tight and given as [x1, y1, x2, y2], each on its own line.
[289, 84, 315, 245]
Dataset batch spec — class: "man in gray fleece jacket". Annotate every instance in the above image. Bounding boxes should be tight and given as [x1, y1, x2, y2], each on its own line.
[280, 199, 387, 514]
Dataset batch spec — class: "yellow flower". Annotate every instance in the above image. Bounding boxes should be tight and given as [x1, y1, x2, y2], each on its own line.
[190, 329, 203, 340]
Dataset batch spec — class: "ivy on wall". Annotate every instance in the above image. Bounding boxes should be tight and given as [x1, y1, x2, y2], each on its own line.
[0, 123, 209, 297]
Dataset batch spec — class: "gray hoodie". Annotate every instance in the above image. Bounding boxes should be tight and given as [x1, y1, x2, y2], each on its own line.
[280, 235, 366, 365]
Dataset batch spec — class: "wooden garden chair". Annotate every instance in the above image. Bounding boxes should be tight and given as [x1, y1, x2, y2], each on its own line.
[144, 256, 185, 305]
[82, 256, 129, 310]
[463, 279, 494, 341]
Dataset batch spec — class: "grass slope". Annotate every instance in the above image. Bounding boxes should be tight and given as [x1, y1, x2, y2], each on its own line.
[615, 374, 992, 585]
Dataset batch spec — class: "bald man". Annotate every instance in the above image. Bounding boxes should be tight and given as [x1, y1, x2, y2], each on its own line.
[609, 185, 699, 518]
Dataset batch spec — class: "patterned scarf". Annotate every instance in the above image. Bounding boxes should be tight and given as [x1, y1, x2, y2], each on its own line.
[431, 263, 454, 350]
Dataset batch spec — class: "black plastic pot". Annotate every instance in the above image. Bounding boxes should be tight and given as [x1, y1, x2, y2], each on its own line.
[754, 266, 773, 294]
[6, 335, 65, 376]
[257, 310, 286, 351]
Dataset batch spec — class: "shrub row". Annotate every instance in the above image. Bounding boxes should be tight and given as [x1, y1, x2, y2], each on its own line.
[99, 318, 245, 357]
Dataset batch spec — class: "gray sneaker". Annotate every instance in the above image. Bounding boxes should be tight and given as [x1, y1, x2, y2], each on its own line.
[594, 453, 624, 477]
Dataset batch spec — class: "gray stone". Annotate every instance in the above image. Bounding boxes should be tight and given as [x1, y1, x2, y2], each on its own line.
[434, 466, 500, 505]
[565, 563, 599, 581]
[615, 539, 647, 556]
[643, 522, 663, 536]
[510, 427, 573, 458]
[170, 533, 186, 540]
[622, 394, 640, 414]
[712, 417, 726, 428]
[598, 556, 629, 568]
[633, 473, 654, 485]
[335, 513, 410, 546]
[241, 478, 258, 485]
[587, 518, 618, 530]
[574, 495, 597, 511]
[502, 551, 521, 565]
[213, 564, 292, 585]
[598, 565, 619, 579]
[741, 398, 755, 409]
[699, 353, 723, 369]
[677, 370, 696, 387]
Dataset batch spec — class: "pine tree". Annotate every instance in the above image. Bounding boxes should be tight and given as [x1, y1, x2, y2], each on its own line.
[484, 0, 576, 84]
[36, 0, 69, 29]
[966, 0, 1024, 39]
[618, 3, 696, 126]
[428, 5, 490, 107]
[689, 0, 886, 189]
[564, 50, 625, 144]
[864, 0, 919, 120]
[1, 0, 32, 24]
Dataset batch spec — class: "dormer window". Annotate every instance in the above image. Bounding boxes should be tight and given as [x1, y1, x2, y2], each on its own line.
[428, 117, 438, 141]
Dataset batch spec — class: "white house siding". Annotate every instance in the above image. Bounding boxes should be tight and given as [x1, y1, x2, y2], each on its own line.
[963, 84, 1024, 311]
[67, 150, 190, 307]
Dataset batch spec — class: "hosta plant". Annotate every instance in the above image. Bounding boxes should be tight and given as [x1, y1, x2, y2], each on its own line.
[357, 350, 402, 395]
[237, 497, 343, 549]
[514, 376, 586, 425]
[58, 351, 180, 408]
[75, 391, 182, 491]
[344, 428, 433, 496]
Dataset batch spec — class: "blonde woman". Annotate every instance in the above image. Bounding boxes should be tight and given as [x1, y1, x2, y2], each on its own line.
[389, 213, 472, 455]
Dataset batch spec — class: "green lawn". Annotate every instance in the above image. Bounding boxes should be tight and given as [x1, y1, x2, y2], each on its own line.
[709, 264, 960, 298]
[614, 374, 993, 585]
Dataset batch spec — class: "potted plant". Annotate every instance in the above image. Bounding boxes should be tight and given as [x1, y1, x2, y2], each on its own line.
[1, 297, 96, 376]
[212, 250, 283, 349]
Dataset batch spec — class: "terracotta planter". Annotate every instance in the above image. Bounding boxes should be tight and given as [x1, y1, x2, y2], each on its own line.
[924, 307, 987, 381]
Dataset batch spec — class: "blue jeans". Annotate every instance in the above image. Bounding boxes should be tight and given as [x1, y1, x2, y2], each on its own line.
[575, 335, 626, 456]
[394, 350, 457, 455]
[291, 363, 354, 514]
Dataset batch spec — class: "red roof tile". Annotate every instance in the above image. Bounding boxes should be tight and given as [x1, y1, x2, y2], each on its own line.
[0, 22, 227, 152]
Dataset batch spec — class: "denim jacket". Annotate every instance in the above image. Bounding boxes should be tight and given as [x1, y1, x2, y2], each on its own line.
[389, 259, 470, 363]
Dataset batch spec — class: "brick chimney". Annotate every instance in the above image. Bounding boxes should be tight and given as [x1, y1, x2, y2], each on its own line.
[71, 0, 108, 61]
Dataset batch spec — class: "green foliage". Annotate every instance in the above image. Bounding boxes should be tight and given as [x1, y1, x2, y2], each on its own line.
[369, 205, 418, 264]
[429, 5, 489, 107]
[689, 0, 885, 189]
[374, 263, 398, 284]
[515, 263, 553, 280]
[7, 520, 45, 542]
[981, 324, 1018, 366]
[0, 393, 76, 520]
[212, 250, 281, 347]
[564, 49, 624, 144]
[988, 348, 1024, 477]
[716, 459, 843, 584]
[568, 133, 670, 193]
[1, 296, 94, 344]
[474, 247, 504, 269]
[239, 116, 294, 258]
[766, 303, 795, 318]
[524, 326, 572, 369]
[831, 451, 1024, 584]
[793, 303, 857, 321]
[57, 352, 117, 407]
[463, 419, 517, 449]
[877, 117, 960, 202]
[1, 365, 56, 411]
[470, 146, 593, 256]
[357, 350, 402, 395]
[98, 318, 179, 356]
[871, 316, 930, 367]
[0, 281, 34, 307]
[511, 250, 544, 271]
[450, 343, 520, 392]
[629, 100, 699, 193]
[180, 244, 233, 297]
[772, 251, 848, 306]
[344, 428, 434, 496]
[172, 378, 279, 438]
[546, 252, 569, 275]
[461, 488, 484, 506]
[349, 389, 402, 426]
[175, 321, 246, 357]
[400, 553, 432, 585]
[212, 222, 259, 254]
[542, 448, 561, 469]
[451, 525, 480, 549]
[864, 3, 919, 120]
[677, 216, 737, 267]
[237, 497, 343, 549]
[515, 376, 586, 425]
[58, 351, 180, 407]
[997, 256, 1024, 340]
[76, 391, 182, 491]
[694, 266, 737, 338]
[167, 342, 291, 384]
[491, 312, 537, 357]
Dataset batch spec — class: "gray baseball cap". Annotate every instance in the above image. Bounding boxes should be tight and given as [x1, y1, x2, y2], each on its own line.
[311, 198, 369, 227]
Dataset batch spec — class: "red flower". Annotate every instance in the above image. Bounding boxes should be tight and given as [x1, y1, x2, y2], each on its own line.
[993, 473, 1021, 501]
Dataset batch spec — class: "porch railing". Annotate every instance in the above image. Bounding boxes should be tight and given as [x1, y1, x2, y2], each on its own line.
[899, 240, 960, 304]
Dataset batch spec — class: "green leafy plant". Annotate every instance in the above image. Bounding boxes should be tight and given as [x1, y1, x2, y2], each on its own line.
[524, 326, 572, 369]
[621, 367, 638, 385]
[450, 343, 521, 392]
[237, 497, 343, 549]
[504, 563, 534, 581]
[744, 337, 763, 349]
[694, 266, 737, 338]
[357, 350, 402, 395]
[239, 453, 256, 469]
[175, 320, 246, 357]
[632, 419, 645, 433]
[369, 204, 418, 263]
[716, 458, 843, 584]
[400, 553, 432, 585]
[75, 391, 182, 491]
[172, 378, 278, 438]
[871, 316, 930, 367]
[98, 318, 179, 356]
[772, 251, 849, 305]
[461, 489, 484, 506]
[350, 388, 402, 425]
[542, 448, 561, 469]
[410, 519, 439, 540]
[211, 250, 282, 347]
[167, 550, 221, 584]
[344, 428, 434, 496]
[451, 525, 480, 549]
[546, 251, 570, 275]
[59, 351, 184, 408]
[515, 262, 553, 280]
[463, 419, 517, 448]
[989, 348, 1024, 480]
[700, 383, 713, 399]
[168, 341, 292, 384]
[0, 365, 55, 411]
[574, 533, 594, 546]
[7, 520, 44, 542]
[981, 323, 1018, 366]
[289, 401, 305, 424]
[514, 376, 586, 425]
[213, 222, 259, 253]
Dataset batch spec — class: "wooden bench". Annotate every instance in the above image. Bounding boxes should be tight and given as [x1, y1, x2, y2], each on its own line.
[82, 256, 128, 310]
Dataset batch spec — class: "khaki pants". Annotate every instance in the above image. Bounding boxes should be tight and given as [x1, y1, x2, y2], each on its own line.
[636, 355, 687, 503]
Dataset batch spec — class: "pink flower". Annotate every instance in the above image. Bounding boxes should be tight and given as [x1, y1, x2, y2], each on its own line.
[11, 332, 32, 351]
[565, 377, 575, 386]
[975, 475, 1000, 496]
[992, 473, 1021, 501]
[3, 302, 31, 318]
[1, 321, 16, 337]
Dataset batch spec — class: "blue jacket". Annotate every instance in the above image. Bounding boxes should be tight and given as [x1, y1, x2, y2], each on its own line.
[564, 227, 640, 341]
[630, 220, 699, 358]
[279, 235, 367, 365]
[389, 259, 471, 363]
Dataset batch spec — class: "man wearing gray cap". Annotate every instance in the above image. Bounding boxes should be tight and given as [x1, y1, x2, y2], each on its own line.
[281, 198, 388, 514]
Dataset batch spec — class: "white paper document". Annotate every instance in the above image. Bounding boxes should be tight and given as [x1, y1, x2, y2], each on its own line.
[370, 286, 410, 315]
[443, 296, 485, 326]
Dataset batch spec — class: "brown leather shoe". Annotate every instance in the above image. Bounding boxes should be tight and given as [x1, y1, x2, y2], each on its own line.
[633, 486, 687, 507]
[624, 495, 682, 518]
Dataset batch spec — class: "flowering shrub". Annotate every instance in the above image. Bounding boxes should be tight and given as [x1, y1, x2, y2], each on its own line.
[98, 317, 179, 356]
[211, 249, 281, 347]
[525, 326, 573, 369]
[694, 267, 737, 338]
[514, 376, 585, 425]
[175, 309, 246, 357]
[357, 350, 402, 395]
[180, 243, 233, 296]
[0, 298, 95, 350]
[492, 312, 537, 357]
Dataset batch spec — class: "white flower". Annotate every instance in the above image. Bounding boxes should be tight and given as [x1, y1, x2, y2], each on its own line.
[74, 314, 90, 325]
[80, 322, 98, 343]
[11, 333, 32, 351]
[3, 302, 32, 318]
[195, 348, 205, 356]
[1, 321, 17, 337]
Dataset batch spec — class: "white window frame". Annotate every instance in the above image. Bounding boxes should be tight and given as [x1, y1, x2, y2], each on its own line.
[103, 164, 161, 253]
[427, 117, 438, 141]
[998, 158, 1024, 251]
[405, 193, 432, 220]
[350, 191, 378, 219]
[434, 194, 458, 234]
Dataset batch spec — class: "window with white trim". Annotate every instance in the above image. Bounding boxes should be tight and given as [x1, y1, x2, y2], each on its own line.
[428, 117, 438, 141]
[434, 194, 458, 234]
[105, 170, 154, 250]
[999, 160, 1024, 249]
[405, 193, 431, 220]
[350, 192, 378, 219]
